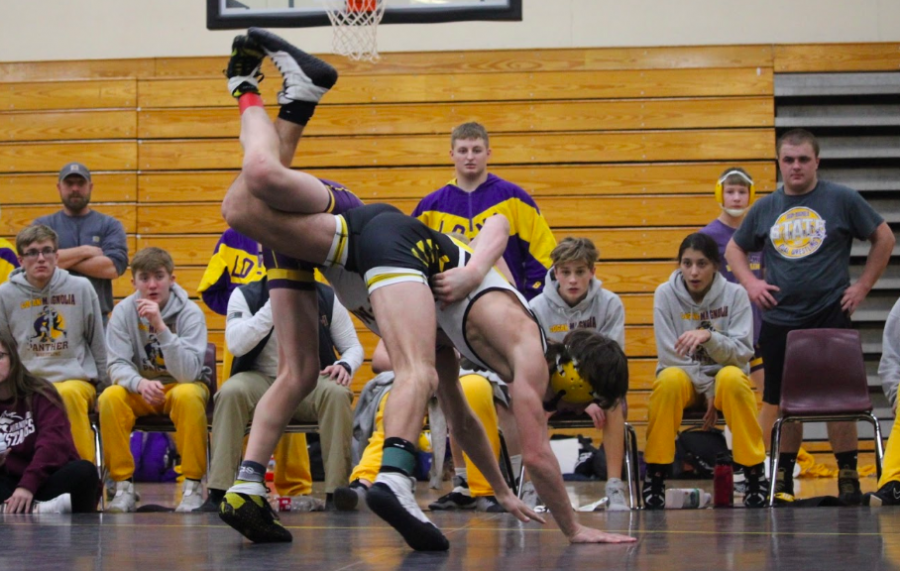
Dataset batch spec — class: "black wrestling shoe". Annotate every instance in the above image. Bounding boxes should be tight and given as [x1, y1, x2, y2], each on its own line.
[742, 463, 769, 508]
[366, 472, 449, 552]
[248, 27, 338, 104]
[333, 480, 368, 512]
[863, 480, 900, 506]
[225, 35, 265, 98]
[837, 469, 862, 506]
[219, 481, 292, 543]
[641, 466, 666, 510]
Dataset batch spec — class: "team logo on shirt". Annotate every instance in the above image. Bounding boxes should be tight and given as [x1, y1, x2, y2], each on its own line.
[769, 207, 827, 259]
[28, 305, 69, 351]
[0, 410, 35, 448]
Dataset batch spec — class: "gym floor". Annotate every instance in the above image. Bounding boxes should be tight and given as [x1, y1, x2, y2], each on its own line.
[2, 478, 898, 570]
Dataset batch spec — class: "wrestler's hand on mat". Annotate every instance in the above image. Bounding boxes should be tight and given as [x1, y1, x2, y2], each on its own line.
[495, 490, 546, 524]
[432, 266, 482, 309]
[568, 525, 637, 544]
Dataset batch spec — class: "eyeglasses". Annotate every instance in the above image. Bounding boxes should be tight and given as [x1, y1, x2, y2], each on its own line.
[21, 248, 57, 259]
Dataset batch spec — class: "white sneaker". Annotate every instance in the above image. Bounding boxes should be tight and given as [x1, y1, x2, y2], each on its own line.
[33, 493, 73, 514]
[176, 479, 204, 513]
[605, 478, 631, 511]
[106, 481, 137, 513]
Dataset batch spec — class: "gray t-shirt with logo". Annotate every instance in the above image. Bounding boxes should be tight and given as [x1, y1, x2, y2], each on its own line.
[732, 179, 883, 325]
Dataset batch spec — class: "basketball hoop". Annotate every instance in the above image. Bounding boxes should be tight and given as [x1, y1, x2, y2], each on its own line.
[322, 0, 387, 62]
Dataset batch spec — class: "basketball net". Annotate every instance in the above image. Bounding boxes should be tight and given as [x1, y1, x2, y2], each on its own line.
[322, 0, 387, 62]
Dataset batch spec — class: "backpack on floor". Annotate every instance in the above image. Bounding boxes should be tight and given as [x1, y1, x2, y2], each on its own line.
[130, 432, 179, 483]
[673, 427, 728, 479]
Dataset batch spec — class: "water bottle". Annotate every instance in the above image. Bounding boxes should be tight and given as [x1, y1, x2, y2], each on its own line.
[714, 452, 734, 507]
[664, 488, 712, 509]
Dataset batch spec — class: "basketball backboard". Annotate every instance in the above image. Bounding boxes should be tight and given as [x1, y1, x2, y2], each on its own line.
[207, 0, 522, 29]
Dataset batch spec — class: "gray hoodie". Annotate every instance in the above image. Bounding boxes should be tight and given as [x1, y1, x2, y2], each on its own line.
[529, 268, 625, 349]
[878, 297, 900, 408]
[0, 267, 106, 385]
[106, 283, 208, 393]
[653, 269, 753, 398]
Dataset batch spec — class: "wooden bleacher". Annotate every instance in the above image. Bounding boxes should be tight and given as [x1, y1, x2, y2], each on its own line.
[1, 42, 898, 457]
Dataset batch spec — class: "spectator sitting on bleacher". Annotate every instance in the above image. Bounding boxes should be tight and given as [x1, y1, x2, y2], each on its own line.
[34, 162, 128, 327]
[644, 232, 768, 509]
[412, 121, 557, 301]
[529, 237, 630, 510]
[100, 247, 209, 513]
[0, 225, 107, 464]
[0, 332, 100, 514]
[867, 296, 900, 505]
[727, 128, 895, 505]
[201, 278, 361, 512]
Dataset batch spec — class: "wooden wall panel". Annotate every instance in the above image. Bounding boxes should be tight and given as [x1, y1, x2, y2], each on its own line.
[1, 204, 136, 236]
[147, 45, 774, 83]
[0, 110, 137, 142]
[139, 129, 774, 171]
[138, 97, 773, 139]
[0, 141, 137, 173]
[0, 80, 137, 111]
[774, 43, 900, 72]
[139, 68, 774, 108]
[0, 173, 137, 204]
[136, 162, 777, 203]
[136, 235, 221, 267]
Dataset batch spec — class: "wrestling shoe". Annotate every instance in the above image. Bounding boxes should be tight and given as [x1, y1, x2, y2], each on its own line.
[226, 35, 265, 98]
[773, 468, 795, 505]
[248, 27, 338, 104]
[475, 496, 506, 513]
[742, 463, 769, 508]
[605, 478, 631, 511]
[219, 481, 292, 543]
[333, 481, 368, 512]
[863, 480, 900, 506]
[837, 469, 862, 506]
[428, 477, 476, 510]
[641, 468, 666, 510]
[366, 472, 450, 552]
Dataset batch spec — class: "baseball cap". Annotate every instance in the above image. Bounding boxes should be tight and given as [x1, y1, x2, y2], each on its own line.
[58, 162, 91, 182]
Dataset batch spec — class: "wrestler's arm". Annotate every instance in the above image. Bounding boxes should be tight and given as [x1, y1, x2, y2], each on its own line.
[432, 214, 511, 306]
[433, 345, 544, 524]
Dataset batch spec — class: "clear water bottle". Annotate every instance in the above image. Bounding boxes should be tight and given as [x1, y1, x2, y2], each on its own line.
[664, 488, 712, 509]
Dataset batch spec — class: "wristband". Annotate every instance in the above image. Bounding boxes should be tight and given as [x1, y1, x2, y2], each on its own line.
[336, 361, 352, 376]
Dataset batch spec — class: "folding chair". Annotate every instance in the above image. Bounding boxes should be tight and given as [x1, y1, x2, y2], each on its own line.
[92, 343, 217, 509]
[516, 414, 642, 509]
[767, 328, 885, 506]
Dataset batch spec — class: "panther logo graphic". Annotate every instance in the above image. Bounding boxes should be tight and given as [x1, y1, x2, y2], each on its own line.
[30, 305, 67, 343]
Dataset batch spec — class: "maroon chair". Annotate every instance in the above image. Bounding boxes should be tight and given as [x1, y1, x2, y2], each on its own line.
[767, 329, 885, 506]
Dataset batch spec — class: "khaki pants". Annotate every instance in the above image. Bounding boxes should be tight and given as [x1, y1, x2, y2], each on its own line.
[209, 372, 353, 494]
[98, 382, 210, 481]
